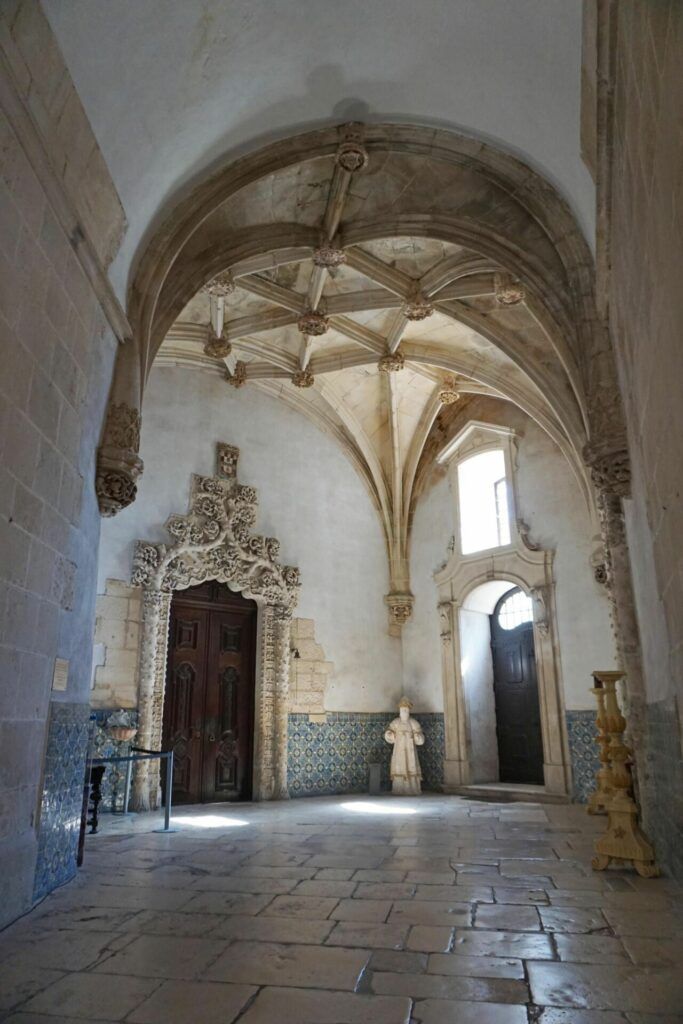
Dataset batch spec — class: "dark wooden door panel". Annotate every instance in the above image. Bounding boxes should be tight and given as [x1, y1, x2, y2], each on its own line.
[491, 592, 544, 785]
[162, 584, 255, 805]
[202, 608, 254, 802]
[162, 608, 209, 804]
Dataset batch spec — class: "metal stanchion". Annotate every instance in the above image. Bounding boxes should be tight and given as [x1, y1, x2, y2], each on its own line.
[154, 750, 174, 834]
[122, 757, 133, 816]
[78, 750, 177, 866]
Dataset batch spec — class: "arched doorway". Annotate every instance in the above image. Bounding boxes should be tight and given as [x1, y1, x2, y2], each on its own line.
[490, 587, 544, 784]
[162, 582, 257, 804]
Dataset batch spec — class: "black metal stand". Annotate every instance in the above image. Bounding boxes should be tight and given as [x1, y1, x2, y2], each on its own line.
[77, 749, 175, 867]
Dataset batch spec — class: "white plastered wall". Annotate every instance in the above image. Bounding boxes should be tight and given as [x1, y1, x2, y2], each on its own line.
[97, 366, 402, 711]
[403, 414, 618, 715]
[44, 0, 594, 299]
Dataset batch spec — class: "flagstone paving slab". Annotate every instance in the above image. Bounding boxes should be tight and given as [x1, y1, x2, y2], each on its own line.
[1, 794, 680, 1021]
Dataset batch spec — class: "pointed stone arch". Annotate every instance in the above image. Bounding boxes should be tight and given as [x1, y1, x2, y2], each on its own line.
[129, 442, 300, 809]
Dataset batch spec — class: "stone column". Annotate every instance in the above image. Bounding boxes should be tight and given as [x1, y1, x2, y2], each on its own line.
[96, 341, 143, 516]
[272, 607, 292, 800]
[439, 600, 469, 789]
[586, 444, 649, 808]
[130, 587, 164, 811]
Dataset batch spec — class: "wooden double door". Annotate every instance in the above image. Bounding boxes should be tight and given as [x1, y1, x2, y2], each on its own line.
[490, 589, 544, 785]
[162, 582, 257, 804]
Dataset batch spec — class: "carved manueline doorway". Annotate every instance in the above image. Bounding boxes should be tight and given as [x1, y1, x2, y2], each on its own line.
[130, 442, 300, 810]
[163, 582, 257, 804]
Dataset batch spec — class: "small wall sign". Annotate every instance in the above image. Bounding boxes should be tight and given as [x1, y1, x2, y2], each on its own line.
[52, 658, 69, 692]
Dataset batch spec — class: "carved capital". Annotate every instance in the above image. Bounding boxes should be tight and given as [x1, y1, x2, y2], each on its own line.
[385, 592, 414, 627]
[378, 350, 405, 372]
[584, 441, 631, 498]
[96, 402, 143, 516]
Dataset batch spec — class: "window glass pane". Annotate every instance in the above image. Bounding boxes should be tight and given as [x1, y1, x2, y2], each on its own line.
[458, 449, 510, 554]
[497, 589, 534, 630]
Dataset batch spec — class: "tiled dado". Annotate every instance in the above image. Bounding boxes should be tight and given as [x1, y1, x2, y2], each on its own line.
[287, 712, 445, 797]
[33, 702, 91, 901]
[565, 709, 600, 804]
[90, 709, 140, 813]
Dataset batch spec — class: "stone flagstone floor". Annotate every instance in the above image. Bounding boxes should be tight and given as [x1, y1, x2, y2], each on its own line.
[0, 794, 682, 1023]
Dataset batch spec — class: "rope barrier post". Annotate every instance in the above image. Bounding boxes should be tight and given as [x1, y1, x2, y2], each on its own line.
[153, 750, 177, 834]
[122, 757, 133, 816]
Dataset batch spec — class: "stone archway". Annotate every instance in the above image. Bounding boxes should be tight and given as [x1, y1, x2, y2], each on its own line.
[435, 540, 572, 798]
[129, 442, 300, 809]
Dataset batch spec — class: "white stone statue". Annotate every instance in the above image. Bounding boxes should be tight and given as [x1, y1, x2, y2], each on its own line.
[384, 697, 425, 795]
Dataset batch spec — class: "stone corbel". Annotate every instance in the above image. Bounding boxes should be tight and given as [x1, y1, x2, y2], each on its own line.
[385, 592, 414, 632]
[96, 342, 143, 516]
[583, 440, 631, 499]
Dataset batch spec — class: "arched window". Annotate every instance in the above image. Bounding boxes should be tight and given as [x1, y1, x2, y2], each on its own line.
[457, 449, 511, 554]
[496, 588, 534, 630]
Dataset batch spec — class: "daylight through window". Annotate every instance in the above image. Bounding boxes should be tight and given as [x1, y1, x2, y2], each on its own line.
[457, 449, 511, 554]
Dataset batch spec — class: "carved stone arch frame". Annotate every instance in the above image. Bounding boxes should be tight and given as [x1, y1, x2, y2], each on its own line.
[433, 419, 572, 797]
[129, 443, 300, 810]
[435, 547, 572, 798]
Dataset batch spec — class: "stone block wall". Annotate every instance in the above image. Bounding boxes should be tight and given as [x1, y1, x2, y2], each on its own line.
[91, 580, 142, 709]
[288, 617, 333, 715]
[0, 1, 125, 925]
[599, 2, 683, 876]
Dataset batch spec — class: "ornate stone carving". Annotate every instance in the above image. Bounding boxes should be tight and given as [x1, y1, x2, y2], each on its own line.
[518, 518, 541, 551]
[96, 402, 143, 517]
[594, 562, 608, 586]
[204, 327, 232, 359]
[385, 592, 414, 627]
[202, 271, 235, 297]
[585, 443, 631, 498]
[378, 350, 405, 372]
[104, 403, 141, 450]
[216, 443, 239, 478]
[403, 293, 434, 321]
[336, 124, 369, 173]
[130, 442, 299, 808]
[438, 601, 452, 645]
[530, 585, 550, 636]
[291, 369, 314, 388]
[313, 244, 346, 268]
[227, 360, 247, 388]
[438, 378, 460, 405]
[494, 272, 526, 306]
[297, 309, 329, 336]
